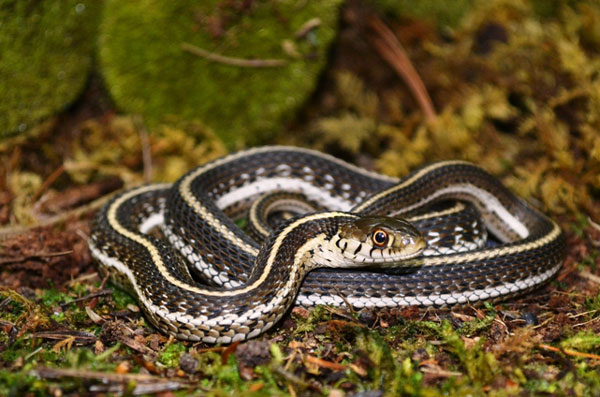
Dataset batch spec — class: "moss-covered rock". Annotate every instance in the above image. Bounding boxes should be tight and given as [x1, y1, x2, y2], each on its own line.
[99, 0, 342, 147]
[0, 1, 100, 138]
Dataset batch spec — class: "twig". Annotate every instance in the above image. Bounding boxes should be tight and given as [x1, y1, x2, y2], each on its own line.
[0, 250, 73, 265]
[66, 272, 99, 286]
[181, 42, 287, 67]
[31, 330, 97, 345]
[369, 16, 437, 122]
[59, 289, 113, 308]
[31, 367, 190, 395]
[33, 164, 65, 203]
[32, 367, 171, 382]
[589, 216, 600, 233]
[579, 269, 600, 285]
[321, 303, 356, 321]
[539, 344, 600, 360]
[567, 309, 600, 320]
[573, 316, 600, 328]
[90, 382, 187, 395]
[273, 367, 315, 390]
[117, 333, 157, 357]
[89, 273, 111, 310]
[332, 286, 355, 315]
[295, 18, 321, 39]
[304, 354, 347, 371]
[420, 366, 463, 377]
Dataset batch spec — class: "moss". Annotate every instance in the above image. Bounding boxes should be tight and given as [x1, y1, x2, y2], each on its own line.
[110, 288, 137, 309]
[99, 0, 342, 148]
[297, 0, 600, 218]
[158, 342, 187, 368]
[0, 0, 100, 137]
[560, 331, 600, 352]
[372, 0, 476, 29]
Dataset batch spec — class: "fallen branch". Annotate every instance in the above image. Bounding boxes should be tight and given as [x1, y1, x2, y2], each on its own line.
[181, 42, 287, 67]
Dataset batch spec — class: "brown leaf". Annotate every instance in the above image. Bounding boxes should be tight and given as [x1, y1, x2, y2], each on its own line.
[115, 361, 131, 375]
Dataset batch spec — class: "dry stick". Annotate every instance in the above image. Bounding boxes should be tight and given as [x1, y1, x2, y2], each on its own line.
[539, 344, 600, 361]
[304, 354, 347, 371]
[369, 16, 437, 122]
[31, 367, 190, 395]
[181, 43, 287, 68]
[0, 250, 73, 265]
[419, 366, 463, 377]
[589, 216, 600, 233]
[59, 289, 113, 308]
[32, 164, 66, 203]
[295, 17, 321, 38]
[579, 269, 600, 284]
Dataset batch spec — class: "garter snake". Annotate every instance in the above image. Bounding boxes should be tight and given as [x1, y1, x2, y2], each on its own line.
[89, 146, 566, 343]
[246, 191, 487, 257]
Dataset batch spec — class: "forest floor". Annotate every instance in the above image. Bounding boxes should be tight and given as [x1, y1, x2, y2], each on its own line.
[1, 1, 600, 396]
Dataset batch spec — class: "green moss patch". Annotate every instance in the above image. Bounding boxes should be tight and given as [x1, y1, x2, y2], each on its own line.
[0, 1, 100, 137]
[99, 0, 342, 147]
[372, 0, 475, 29]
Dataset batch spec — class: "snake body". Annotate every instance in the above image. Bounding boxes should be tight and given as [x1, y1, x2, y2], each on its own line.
[89, 146, 566, 343]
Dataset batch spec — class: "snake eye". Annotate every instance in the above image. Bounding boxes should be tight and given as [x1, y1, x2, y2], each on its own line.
[372, 229, 389, 247]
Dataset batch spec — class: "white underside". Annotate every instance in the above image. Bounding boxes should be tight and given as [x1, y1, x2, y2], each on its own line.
[296, 261, 561, 308]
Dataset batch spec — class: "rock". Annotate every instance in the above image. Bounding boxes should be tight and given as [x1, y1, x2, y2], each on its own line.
[99, 0, 342, 147]
[0, 1, 100, 137]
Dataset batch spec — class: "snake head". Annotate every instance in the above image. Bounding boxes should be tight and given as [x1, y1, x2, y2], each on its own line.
[331, 216, 426, 266]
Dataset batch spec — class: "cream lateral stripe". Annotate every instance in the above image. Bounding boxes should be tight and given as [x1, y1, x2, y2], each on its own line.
[249, 204, 269, 238]
[417, 221, 561, 266]
[405, 202, 466, 222]
[383, 184, 529, 240]
[354, 160, 474, 212]
[249, 196, 318, 238]
[178, 146, 397, 255]
[107, 185, 353, 296]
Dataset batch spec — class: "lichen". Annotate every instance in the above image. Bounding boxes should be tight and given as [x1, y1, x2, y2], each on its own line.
[99, 0, 342, 148]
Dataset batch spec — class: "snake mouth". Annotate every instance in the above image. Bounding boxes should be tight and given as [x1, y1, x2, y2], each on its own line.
[396, 236, 427, 259]
[360, 235, 426, 265]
